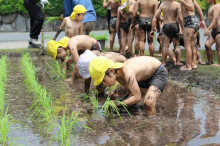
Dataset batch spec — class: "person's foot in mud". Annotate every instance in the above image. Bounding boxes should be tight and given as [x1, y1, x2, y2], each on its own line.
[180, 65, 192, 71]
[192, 65, 198, 69]
[206, 61, 213, 65]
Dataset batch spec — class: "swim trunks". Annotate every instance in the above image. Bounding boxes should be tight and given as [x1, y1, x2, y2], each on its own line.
[163, 22, 179, 39]
[120, 22, 129, 33]
[184, 15, 199, 32]
[139, 17, 152, 32]
[138, 64, 168, 92]
[128, 17, 139, 28]
[211, 27, 220, 39]
[110, 16, 117, 29]
[91, 41, 102, 51]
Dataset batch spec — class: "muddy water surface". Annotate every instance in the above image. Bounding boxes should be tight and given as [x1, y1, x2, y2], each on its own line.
[4, 57, 220, 145]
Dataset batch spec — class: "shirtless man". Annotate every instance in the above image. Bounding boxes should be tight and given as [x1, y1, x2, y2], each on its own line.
[89, 56, 168, 116]
[78, 50, 126, 93]
[53, 5, 87, 40]
[47, 35, 101, 82]
[116, 0, 131, 55]
[103, 0, 121, 52]
[150, 0, 184, 66]
[128, 0, 140, 56]
[179, 0, 205, 70]
[133, 0, 158, 56]
[204, 0, 220, 66]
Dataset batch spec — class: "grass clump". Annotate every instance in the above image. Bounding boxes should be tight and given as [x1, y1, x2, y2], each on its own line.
[45, 17, 60, 24]
[21, 53, 54, 123]
[89, 33, 109, 40]
[90, 90, 99, 110]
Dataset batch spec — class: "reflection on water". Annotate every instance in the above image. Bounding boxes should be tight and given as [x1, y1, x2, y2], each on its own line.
[4, 57, 220, 145]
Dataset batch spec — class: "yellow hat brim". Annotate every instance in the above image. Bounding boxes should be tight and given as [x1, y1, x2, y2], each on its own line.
[93, 62, 124, 86]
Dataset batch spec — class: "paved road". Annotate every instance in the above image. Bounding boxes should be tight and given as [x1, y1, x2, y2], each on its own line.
[0, 29, 212, 50]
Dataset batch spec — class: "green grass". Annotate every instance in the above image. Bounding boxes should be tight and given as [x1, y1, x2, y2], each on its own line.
[89, 33, 109, 40]
[45, 17, 60, 24]
[100, 96, 131, 122]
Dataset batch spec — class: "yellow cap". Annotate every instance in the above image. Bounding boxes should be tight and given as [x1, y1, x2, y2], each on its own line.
[216, 0, 220, 4]
[161, 12, 163, 16]
[70, 5, 87, 20]
[47, 37, 70, 60]
[114, 0, 119, 2]
[89, 56, 124, 86]
[121, 0, 129, 13]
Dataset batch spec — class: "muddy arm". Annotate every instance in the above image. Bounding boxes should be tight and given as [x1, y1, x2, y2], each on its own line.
[53, 19, 66, 40]
[103, 0, 110, 9]
[178, 0, 194, 12]
[53, 28, 63, 40]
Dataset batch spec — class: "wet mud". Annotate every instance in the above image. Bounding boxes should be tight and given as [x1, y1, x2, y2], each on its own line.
[3, 56, 220, 145]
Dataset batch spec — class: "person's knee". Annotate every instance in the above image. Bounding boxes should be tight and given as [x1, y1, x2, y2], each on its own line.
[205, 41, 211, 49]
[144, 99, 155, 108]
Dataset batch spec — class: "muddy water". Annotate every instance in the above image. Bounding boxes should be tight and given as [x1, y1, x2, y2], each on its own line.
[4, 57, 220, 145]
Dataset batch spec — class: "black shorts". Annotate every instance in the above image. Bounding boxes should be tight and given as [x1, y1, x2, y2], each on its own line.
[163, 22, 179, 39]
[138, 64, 168, 92]
[139, 17, 152, 32]
[110, 17, 117, 29]
[184, 15, 199, 32]
[91, 41, 102, 51]
[120, 22, 129, 34]
[211, 27, 220, 39]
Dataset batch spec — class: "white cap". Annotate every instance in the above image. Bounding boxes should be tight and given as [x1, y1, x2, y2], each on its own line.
[78, 50, 97, 79]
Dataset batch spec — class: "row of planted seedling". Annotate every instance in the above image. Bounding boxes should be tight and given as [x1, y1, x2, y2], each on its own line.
[0, 56, 14, 145]
[21, 53, 89, 145]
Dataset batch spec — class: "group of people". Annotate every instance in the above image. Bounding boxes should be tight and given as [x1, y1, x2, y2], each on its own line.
[25, 0, 220, 116]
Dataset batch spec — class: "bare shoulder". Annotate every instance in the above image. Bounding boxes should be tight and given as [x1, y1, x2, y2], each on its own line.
[99, 52, 126, 62]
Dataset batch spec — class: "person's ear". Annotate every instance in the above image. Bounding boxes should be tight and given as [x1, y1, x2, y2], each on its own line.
[109, 68, 115, 74]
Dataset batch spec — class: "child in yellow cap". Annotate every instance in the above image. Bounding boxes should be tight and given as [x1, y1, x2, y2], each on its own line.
[53, 5, 87, 40]
[47, 35, 102, 83]
[89, 56, 168, 116]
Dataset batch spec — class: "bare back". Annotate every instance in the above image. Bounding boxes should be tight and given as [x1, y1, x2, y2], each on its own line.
[160, 1, 181, 24]
[60, 17, 83, 38]
[117, 56, 161, 88]
[137, 0, 158, 18]
[128, 0, 137, 17]
[68, 35, 97, 51]
[208, 4, 220, 28]
[99, 52, 126, 62]
[181, 0, 195, 18]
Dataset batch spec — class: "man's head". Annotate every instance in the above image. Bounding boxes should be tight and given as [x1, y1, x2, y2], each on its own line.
[78, 50, 97, 79]
[47, 37, 70, 60]
[207, 0, 217, 4]
[70, 5, 87, 21]
[89, 57, 124, 86]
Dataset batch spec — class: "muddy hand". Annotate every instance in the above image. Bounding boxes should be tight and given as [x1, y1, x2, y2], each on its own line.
[200, 21, 206, 29]
[150, 31, 154, 38]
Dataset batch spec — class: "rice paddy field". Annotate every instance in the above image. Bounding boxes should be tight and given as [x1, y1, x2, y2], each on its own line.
[0, 48, 220, 146]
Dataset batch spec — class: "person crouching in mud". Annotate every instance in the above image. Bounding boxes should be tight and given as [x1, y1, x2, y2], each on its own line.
[78, 50, 126, 95]
[47, 35, 101, 83]
[89, 56, 168, 116]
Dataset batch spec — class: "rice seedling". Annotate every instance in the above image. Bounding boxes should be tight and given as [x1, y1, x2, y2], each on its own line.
[90, 90, 99, 110]
[99, 96, 132, 122]
[0, 108, 14, 144]
[45, 60, 66, 80]
[0, 56, 15, 145]
[21, 53, 54, 123]
[57, 108, 92, 145]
